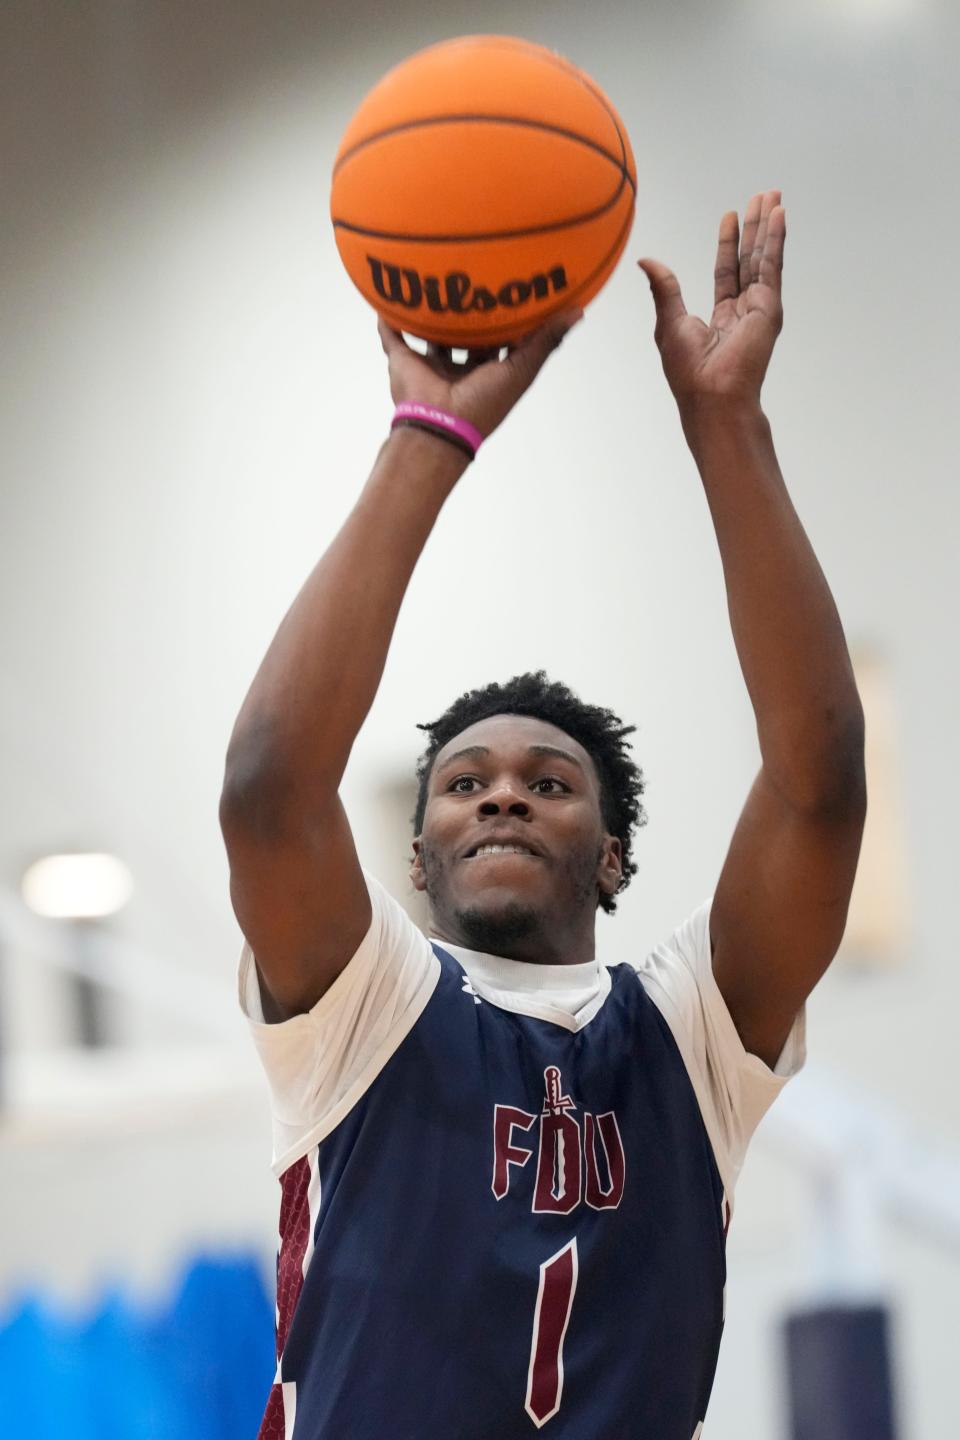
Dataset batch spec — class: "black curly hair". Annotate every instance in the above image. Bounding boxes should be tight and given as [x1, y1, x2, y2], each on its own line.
[412, 671, 646, 914]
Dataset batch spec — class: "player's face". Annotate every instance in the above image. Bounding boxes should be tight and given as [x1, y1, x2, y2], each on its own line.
[411, 714, 622, 962]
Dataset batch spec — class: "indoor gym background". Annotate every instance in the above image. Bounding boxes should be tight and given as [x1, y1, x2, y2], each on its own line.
[1, 0, 958, 1436]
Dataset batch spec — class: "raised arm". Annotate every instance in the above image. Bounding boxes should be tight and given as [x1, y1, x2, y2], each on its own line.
[639, 190, 866, 1067]
[219, 311, 582, 1019]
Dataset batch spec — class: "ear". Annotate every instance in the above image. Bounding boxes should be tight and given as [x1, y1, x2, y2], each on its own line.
[597, 835, 623, 898]
[410, 836, 428, 893]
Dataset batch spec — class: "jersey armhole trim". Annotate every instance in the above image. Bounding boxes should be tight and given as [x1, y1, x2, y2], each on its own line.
[239, 890, 381, 1033]
[270, 951, 441, 1178]
[641, 982, 739, 1209]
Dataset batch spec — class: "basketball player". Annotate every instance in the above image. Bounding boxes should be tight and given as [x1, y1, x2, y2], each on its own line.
[219, 190, 866, 1438]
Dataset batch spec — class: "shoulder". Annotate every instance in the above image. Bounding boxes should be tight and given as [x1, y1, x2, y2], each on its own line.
[626, 899, 806, 1203]
[240, 872, 441, 1173]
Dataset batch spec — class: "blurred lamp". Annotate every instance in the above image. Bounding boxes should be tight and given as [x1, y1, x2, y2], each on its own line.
[840, 647, 910, 966]
[21, 852, 133, 920]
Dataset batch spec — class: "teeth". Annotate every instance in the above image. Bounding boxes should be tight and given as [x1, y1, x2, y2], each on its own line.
[473, 844, 532, 856]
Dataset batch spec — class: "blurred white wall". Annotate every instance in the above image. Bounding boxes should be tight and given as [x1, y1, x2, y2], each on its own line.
[2, 0, 958, 1435]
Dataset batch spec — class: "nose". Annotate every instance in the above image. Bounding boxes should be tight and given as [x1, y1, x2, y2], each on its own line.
[478, 784, 530, 818]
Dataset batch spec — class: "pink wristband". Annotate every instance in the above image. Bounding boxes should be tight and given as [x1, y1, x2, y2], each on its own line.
[391, 402, 484, 460]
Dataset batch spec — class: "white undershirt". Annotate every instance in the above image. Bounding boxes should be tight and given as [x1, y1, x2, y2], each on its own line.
[435, 940, 609, 1028]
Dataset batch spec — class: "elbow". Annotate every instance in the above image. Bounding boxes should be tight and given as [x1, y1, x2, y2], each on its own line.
[819, 746, 867, 824]
[219, 729, 342, 838]
[769, 702, 867, 819]
[219, 739, 299, 836]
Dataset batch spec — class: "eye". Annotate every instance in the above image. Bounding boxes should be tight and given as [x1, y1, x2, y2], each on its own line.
[448, 775, 482, 793]
[445, 773, 570, 795]
[532, 776, 570, 794]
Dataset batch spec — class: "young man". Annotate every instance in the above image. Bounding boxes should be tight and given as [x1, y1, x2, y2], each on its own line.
[219, 190, 866, 1439]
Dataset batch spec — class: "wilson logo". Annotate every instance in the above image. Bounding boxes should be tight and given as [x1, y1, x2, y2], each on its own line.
[367, 255, 568, 316]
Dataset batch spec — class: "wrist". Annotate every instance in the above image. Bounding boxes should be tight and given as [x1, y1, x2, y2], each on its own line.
[381, 421, 472, 481]
[391, 401, 484, 461]
[678, 394, 770, 460]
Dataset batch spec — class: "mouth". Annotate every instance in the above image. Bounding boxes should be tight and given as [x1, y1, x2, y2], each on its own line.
[464, 842, 542, 860]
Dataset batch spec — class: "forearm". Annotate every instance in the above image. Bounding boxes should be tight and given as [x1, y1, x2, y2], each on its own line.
[222, 425, 468, 807]
[681, 397, 864, 808]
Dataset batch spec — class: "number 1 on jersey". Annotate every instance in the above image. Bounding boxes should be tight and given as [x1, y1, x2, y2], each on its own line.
[525, 1238, 579, 1428]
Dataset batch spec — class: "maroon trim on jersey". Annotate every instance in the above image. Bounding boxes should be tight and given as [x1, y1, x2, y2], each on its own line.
[258, 1385, 286, 1440]
[276, 1154, 314, 1356]
[257, 1153, 314, 1440]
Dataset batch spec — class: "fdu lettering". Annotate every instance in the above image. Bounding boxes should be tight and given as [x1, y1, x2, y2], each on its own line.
[492, 1066, 626, 1215]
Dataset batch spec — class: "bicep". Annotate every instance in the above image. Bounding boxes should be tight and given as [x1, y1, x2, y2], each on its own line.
[710, 766, 866, 1068]
[219, 788, 372, 1020]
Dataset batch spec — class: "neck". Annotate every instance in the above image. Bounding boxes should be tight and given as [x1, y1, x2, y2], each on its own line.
[429, 912, 596, 966]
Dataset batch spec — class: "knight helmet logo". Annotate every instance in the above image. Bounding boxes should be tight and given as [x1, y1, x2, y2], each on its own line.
[366, 255, 569, 316]
[492, 1066, 626, 1214]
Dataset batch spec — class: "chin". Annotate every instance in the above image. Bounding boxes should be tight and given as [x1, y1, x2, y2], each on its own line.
[453, 901, 542, 954]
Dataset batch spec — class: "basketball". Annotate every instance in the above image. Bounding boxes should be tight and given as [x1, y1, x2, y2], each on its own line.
[330, 35, 636, 347]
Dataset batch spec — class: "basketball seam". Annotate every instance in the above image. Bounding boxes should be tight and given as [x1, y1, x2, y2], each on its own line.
[458, 37, 632, 180]
[357, 35, 633, 180]
[332, 165, 631, 245]
[371, 190, 636, 344]
[332, 113, 635, 192]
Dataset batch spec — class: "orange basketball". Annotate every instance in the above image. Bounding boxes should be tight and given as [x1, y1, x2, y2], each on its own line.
[330, 35, 637, 347]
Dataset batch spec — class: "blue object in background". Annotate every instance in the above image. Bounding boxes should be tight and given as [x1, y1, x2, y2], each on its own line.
[784, 1303, 900, 1440]
[0, 1251, 275, 1439]
[157, 1254, 277, 1439]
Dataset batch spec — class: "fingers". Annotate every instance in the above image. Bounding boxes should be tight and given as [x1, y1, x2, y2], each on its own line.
[637, 258, 687, 333]
[750, 190, 781, 285]
[501, 307, 585, 387]
[739, 194, 764, 291]
[423, 339, 462, 381]
[379, 319, 480, 368]
[457, 344, 502, 376]
[496, 307, 584, 355]
[758, 203, 785, 299]
[379, 306, 582, 383]
[713, 212, 740, 308]
[500, 308, 585, 364]
[740, 190, 782, 289]
[377, 314, 399, 355]
[515, 308, 585, 354]
[425, 339, 507, 378]
[642, 191, 785, 329]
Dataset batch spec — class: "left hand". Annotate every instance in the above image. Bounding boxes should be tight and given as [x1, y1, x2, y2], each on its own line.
[378, 309, 584, 442]
[638, 189, 785, 410]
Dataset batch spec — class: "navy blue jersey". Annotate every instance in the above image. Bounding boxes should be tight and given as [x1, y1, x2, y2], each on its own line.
[258, 948, 729, 1438]
[242, 877, 803, 1439]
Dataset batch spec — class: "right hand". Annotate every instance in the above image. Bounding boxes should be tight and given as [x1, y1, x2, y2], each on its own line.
[377, 308, 585, 442]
